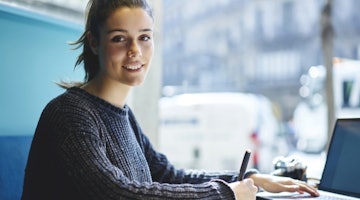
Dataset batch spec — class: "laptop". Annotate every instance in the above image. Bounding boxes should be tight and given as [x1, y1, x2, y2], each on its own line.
[257, 118, 360, 200]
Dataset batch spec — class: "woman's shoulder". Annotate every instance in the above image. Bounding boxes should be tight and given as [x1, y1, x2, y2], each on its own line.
[36, 87, 102, 144]
[44, 87, 130, 118]
[49, 87, 86, 104]
[43, 87, 96, 116]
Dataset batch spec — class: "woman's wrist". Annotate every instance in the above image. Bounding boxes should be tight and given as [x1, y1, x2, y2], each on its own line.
[244, 169, 260, 179]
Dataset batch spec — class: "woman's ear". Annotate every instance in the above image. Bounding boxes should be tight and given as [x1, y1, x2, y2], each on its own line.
[87, 31, 98, 55]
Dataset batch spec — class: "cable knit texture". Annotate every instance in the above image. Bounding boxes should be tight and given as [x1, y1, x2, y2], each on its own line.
[21, 87, 240, 200]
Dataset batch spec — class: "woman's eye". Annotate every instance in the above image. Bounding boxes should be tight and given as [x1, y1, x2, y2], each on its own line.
[140, 35, 151, 41]
[111, 36, 125, 42]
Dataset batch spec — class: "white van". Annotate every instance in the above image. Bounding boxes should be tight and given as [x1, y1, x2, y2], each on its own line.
[158, 92, 284, 173]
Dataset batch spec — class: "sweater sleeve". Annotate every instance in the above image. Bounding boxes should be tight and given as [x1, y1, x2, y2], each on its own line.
[60, 129, 236, 200]
[54, 103, 235, 199]
[59, 124, 236, 199]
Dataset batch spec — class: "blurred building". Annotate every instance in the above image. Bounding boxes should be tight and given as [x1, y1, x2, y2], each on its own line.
[162, 0, 360, 120]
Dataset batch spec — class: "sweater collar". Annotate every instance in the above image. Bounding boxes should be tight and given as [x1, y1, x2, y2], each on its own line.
[68, 87, 129, 115]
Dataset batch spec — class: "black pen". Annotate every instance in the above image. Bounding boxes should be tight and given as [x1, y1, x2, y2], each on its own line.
[237, 149, 251, 181]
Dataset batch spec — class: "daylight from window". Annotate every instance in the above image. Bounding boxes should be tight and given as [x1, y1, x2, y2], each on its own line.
[2, 0, 360, 180]
[158, 0, 360, 177]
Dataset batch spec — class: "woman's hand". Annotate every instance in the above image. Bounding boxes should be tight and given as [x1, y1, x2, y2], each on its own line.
[249, 174, 319, 197]
[229, 178, 258, 200]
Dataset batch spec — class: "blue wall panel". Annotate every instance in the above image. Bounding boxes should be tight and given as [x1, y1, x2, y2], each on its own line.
[0, 3, 84, 199]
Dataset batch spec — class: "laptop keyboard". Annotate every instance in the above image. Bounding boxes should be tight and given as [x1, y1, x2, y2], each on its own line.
[316, 193, 357, 200]
[316, 196, 346, 200]
[256, 191, 359, 200]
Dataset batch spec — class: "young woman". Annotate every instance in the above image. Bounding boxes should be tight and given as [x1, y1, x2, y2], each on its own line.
[21, 0, 319, 199]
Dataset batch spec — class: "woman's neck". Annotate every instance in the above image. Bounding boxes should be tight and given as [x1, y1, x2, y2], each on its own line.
[81, 77, 131, 108]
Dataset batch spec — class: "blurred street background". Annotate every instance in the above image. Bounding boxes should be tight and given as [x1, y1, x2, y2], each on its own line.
[1, 2, 360, 198]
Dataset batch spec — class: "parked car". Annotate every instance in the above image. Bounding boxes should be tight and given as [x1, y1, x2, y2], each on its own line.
[158, 92, 287, 173]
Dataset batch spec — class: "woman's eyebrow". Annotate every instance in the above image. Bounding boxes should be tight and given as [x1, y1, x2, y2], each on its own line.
[107, 28, 153, 34]
[107, 29, 127, 34]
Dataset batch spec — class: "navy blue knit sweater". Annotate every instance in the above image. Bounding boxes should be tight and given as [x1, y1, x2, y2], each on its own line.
[22, 87, 242, 199]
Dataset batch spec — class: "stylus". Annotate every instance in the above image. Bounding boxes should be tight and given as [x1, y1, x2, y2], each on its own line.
[237, 149, 251, 181]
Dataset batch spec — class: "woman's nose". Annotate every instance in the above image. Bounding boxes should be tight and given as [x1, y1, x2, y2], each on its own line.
[128, 41, 141, 58]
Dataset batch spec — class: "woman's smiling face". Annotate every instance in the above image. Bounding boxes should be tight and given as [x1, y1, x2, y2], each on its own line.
[92, 7, 154, 87]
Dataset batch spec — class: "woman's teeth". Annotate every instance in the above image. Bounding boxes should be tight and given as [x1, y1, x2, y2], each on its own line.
[124, 65, 142, 70]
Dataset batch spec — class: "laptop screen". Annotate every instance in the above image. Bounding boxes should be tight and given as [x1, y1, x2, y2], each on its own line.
[320, 118, 360, 197]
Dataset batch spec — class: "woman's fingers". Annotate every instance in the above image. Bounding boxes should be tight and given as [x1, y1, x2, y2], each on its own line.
[282, 180, 319, 197]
